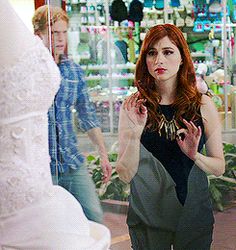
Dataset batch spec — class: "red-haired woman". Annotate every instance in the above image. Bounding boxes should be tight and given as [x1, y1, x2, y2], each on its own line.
[116, 24, 225, 249]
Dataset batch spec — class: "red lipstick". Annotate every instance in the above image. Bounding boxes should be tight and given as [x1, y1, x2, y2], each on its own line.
[155, 68, 166, 74]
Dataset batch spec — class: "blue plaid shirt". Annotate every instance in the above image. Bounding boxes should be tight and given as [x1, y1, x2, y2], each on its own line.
[48, 56, 100, 175]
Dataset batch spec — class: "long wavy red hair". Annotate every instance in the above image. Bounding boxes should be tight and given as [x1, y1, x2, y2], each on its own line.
[135, 24, 202, 130]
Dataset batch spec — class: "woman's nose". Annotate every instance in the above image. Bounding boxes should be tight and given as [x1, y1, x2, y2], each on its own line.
[154, 53, 163, 64]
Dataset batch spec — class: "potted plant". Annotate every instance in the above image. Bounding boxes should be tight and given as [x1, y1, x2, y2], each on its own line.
[86, 150, 129, 213]
[208, 142, 236, 211]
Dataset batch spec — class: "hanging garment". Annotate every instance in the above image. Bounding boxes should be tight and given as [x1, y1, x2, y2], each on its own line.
[155, 0, 164, 9]
[170, 0, 180, 7]
[144, 0, 154, 8]
[115, 40, 128, 62]
[128, 0, 144, 22]
[110, 0, 128, 23]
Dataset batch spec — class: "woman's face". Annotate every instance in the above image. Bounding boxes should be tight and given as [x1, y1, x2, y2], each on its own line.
[146, 36, 182, 84]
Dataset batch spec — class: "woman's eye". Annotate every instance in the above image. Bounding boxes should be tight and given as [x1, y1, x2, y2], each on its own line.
[163, 50, 174, 56]
[147, 50, 156, 56]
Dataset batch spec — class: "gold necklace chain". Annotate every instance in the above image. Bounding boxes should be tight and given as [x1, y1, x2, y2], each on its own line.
[158, 113, 179, 141]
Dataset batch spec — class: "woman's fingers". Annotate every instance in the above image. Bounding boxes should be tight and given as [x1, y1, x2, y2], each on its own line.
[189, 121, 199, 135]
[124, 92, 139, 110]
[183, 119, 193, 133]
[176, 128, 187, 140]
[176, 128, 187, 135]
[196, 125, 202, 137]
[134, 99, 147, 117]
[136, 98, 146, 109]
[139, 104, 147, 114]
[177, 120, 202, 142]
[123, 92, 146, 112]
[183, 119, 199, 135]
[130, 93, 139, 110]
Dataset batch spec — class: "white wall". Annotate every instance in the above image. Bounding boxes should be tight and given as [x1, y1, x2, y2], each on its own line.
[9, 0, 62, 32]
[51, 0, 61, 6]
[9, 0, 35, 32]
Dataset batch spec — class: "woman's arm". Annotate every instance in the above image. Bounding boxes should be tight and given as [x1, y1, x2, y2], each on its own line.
[177, 94, 225, 176]
[194, 94, 225, 176]
[115, 93, 147, 183]
[115, 110, 142, 183]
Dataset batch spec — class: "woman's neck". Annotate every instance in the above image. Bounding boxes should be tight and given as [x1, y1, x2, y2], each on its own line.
[156, 81, 177, 105]
[159, 96, 175, 105]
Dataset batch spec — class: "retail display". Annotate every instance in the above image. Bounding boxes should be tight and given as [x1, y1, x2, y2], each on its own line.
[64, 0, 236, 132]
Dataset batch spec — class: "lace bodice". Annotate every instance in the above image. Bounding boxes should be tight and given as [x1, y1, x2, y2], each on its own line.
[0, 37, 60, 216]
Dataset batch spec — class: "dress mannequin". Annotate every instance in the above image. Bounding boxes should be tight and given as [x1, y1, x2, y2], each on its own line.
[0, 1, 110, 249]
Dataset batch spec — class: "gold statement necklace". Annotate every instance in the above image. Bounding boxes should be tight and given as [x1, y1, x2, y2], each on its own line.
[158, 109, 179, 141]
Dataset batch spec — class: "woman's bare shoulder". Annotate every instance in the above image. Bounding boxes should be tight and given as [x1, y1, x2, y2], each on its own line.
[201, 94, 217, 111]
[201, 93, 213, 104]
[200, 94, 220, 124]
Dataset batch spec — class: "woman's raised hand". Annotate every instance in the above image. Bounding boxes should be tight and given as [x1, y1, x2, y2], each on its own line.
[120, 92, 147, 137]
[176, 119, 202, 161]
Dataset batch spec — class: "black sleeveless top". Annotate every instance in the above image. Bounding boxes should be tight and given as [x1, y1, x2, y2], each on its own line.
[141, 105, 205, 205]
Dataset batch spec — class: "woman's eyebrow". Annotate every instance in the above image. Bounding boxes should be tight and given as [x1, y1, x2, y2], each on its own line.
[162, 47, 174, 50]
[148, 46, 175, 50]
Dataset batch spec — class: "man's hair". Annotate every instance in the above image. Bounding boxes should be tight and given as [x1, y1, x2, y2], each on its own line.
[32, 5, 69, 34]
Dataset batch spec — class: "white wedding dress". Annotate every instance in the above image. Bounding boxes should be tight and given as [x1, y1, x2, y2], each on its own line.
[0, 36, 110, 250]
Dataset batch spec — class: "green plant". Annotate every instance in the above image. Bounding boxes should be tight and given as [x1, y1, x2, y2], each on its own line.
[87, 142, 236, 211]
[86, 152, 129, 201]
[208, 142, 236, 211]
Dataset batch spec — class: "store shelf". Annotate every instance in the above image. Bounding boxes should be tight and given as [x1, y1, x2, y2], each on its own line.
[81, 63, 136, 70]
[191, 52, 211, 57]
[85, 74, 134, 81]
[79, 25, 129, 29]
[70, 54, 91, 62]
[143, 8, 164, 14]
